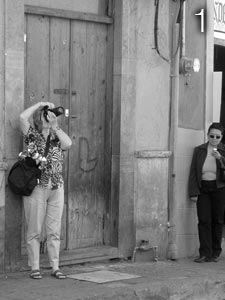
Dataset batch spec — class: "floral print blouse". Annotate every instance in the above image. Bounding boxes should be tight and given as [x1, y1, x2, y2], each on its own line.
[23, 126, 64, 189]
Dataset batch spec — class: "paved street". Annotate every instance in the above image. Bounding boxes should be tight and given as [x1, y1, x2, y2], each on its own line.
[1, 257, 225, 300]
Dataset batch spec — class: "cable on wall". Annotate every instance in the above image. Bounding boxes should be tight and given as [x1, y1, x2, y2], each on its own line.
[172, 0, 182, 58]
[154, 0, 170, 62]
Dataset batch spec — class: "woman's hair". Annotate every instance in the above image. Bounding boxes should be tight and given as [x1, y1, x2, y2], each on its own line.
[208, 122, 225, 135]
[32, 106, 44, 132]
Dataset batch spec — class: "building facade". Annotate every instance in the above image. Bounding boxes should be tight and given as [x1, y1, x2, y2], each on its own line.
[0, 0, 216, 272]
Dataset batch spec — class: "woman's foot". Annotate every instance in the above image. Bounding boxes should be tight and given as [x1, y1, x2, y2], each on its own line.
[212, 255, 219, 262]
[51, 269, 67, 279]
[29, 269, 42, 279]
[194, 256, 211, 263]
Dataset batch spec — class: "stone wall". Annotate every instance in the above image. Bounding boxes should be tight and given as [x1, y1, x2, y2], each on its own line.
[113, 0, 137, 257]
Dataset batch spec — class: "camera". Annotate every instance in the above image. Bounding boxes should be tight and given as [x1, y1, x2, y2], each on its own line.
[42, 105, 64, 122]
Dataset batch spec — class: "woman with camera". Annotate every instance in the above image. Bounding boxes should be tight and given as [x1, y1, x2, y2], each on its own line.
[20, 101, 72, 279]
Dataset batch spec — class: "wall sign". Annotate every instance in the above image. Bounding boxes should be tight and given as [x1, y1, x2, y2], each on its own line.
[214, 0, 225, 39]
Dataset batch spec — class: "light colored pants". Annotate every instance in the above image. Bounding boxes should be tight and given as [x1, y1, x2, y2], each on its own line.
[23, 184, 64, 270]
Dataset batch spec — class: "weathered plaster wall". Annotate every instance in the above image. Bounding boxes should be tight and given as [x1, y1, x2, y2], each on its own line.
[132, 0, 170, 258]
[135, 0, 170, 151]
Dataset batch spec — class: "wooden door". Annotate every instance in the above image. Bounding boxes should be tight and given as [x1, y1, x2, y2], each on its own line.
[23, 12, 113, 254]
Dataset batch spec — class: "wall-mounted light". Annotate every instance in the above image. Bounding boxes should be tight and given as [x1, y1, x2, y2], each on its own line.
[179, 56, 200, 75]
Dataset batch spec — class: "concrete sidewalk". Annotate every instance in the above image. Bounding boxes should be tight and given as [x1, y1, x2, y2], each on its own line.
[1, 258, 225, 300]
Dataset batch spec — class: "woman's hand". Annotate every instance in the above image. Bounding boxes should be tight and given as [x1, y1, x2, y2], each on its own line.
[190, 196, 198, 202]
[47, 111, 58, 128]
[38, 101, 55, 109]
[211, 149, 222, 160]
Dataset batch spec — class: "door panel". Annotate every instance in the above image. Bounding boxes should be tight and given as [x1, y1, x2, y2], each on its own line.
[49, 18, 70, 250]
[25, 15, 50, 102]
[23, 14, 51, 255]
[67, 21, 110, 249]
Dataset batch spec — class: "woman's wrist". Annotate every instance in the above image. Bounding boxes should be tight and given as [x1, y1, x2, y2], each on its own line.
[52, 125, 60, 132]
[37, 102, 44, 108]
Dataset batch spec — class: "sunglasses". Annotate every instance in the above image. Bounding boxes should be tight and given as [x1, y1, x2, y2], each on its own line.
[209, 134, 222, 139]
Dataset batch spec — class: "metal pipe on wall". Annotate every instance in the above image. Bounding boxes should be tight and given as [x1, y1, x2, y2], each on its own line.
[167, 22, 180, 260]
[180, 0, 186, 58]
[167, 0, 187, 261]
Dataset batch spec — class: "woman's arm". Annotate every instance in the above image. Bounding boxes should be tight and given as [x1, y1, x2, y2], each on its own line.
[52, 126, 72, 150]
[47, 111, 72, 150]
[188, 147, 199, 198]
[20, 101, 54, 135]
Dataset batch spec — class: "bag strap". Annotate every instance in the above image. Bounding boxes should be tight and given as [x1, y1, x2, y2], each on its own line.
[43, 135, 51, 157]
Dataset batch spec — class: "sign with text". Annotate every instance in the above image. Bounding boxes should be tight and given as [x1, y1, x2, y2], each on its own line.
[214, 0, 225, 39]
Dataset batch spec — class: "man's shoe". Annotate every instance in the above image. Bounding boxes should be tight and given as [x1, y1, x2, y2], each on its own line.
[194, 256, 211, 263]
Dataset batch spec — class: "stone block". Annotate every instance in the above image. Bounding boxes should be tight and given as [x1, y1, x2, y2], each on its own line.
[5, 0, 24, 51]
[133, 247, 157, 262]
[135, 155, 169, 258]
[121, 0, 137, 59]
[135, 65, 170, 150]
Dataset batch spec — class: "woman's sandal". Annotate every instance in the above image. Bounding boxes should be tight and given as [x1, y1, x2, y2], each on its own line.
[30, 269, 42, 279]
[51, 269, 67, 279]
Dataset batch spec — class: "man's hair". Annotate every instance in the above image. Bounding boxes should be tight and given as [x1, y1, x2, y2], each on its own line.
[208, 122, 225, 135]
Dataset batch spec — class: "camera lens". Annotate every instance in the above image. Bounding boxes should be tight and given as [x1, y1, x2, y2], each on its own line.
[51, 106, 64, 117]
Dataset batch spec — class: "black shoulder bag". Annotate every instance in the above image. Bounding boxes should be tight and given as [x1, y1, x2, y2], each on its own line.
[8, 135, 51, 196]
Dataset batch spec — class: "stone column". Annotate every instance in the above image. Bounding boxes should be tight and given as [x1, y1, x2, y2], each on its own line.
[0, 0, 24, 272]
[113, 0, 137, 257]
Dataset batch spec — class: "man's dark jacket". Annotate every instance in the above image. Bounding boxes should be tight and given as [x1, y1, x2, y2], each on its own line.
[188, 142, 225, 197]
